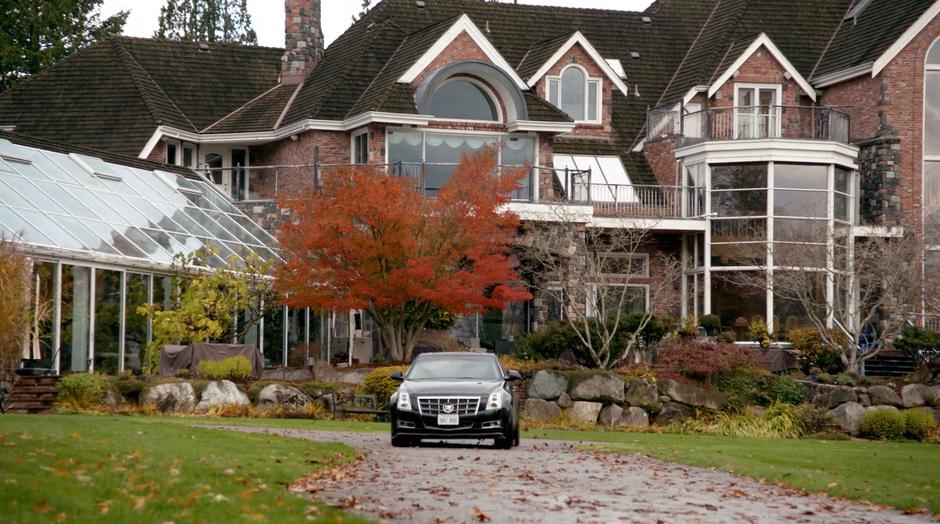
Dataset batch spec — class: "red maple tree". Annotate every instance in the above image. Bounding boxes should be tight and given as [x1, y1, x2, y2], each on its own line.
[276, 150, 532, 361]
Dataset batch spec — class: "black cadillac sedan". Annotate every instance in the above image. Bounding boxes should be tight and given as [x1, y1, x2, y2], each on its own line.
[389, 352, 521, 448]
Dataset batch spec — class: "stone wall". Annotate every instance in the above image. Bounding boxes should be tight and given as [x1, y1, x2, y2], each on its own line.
[856, 134, 903, 225]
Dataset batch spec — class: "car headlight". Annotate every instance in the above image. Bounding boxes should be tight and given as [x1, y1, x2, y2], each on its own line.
[397, 391, 412, 411]
[486, 389, 503, 410]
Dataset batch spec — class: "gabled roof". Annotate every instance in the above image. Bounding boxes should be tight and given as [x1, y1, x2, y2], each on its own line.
[0, 37, 282, 155]
[204, 84, 298, 134]
[657, 0, 852, 105]
[813, 0, 938, 81]
[522, 32, 631, 97]
[707, 34, 817, 101]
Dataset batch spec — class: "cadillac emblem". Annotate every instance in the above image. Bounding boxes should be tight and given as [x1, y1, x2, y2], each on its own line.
[442, 403, 455, 413]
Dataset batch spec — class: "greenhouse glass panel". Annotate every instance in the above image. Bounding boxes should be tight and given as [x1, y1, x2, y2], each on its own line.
[0, 138, 278, 271]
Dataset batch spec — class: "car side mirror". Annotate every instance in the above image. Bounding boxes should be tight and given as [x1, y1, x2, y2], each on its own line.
[390, 371, 404, 381]
[505, 370, 522, 381]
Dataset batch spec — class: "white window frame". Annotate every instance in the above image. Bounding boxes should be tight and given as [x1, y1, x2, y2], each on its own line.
[182, 145, 196, 168]
[923, 37, 940, 252]
[428, 77, 504, 124]
[546, 64, 603, 124]
[165, 139, 180, 166]
[732, 83, 782, 139]
[351, 128, 370, 165]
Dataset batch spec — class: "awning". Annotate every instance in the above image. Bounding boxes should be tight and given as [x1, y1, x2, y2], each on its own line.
[0, 137, 279, 271]
[553, 154, 636, 203]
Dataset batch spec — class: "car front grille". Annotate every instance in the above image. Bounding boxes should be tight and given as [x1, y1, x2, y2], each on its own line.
[417, 397, 480, 416]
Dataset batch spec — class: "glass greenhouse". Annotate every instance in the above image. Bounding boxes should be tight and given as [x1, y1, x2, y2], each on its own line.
[0, 136, 312, 374]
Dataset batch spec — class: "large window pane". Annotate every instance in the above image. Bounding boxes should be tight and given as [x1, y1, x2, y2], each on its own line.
[125, 273, 150, 372]
[926, 71, 940, 155]
[61, 265, 91, 373]
[712, 190, 767, 216]
[501, 137, 535, 201]
[926, 162, 940, 239]
[426, 133, 497, 193]
[94, 269, 121, 374]
[774, 218, 827, 242]
[25, 261, 56, 369]
[773, 271, 826, 334]
[711, 163, 767, 189]
[774, 189, 827, 217]
[711, 242, 766, 266]
[711, 272, 766, 337]
[561, 67, 586, 121]
[774, 242, 827, 268]
[263, 306, 285, 367]
[429, 79, 498, 121]
[774, 163, 828, 190]
[711, 218, 766, 242]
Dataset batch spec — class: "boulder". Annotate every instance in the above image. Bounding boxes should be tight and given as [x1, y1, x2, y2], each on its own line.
[524, 398, 561, 422]
[826, 387, 858, 409]
[901, 384, 931, 408]
[867, 385, 902, 407]
[866, 405, 899, 414]
[261, 368, 313, 381]
[195, 380, 249, 412]
[142, 382, 196, 413]
[657, 378, 726, 411]
[598, 404, 624, 426]
[624, 379, 659, 407]
[570, 374, 625, 403]
[556, 392, 573, 409]
[618, 407, 650, 428]
[654, 402, 693, 425]
[930, 408, 940, 425]
[527, 370, 568, 400]
[568, 401, 603, 424]
[105, 390, 122, 411]
[828, 402, 865, 433]
[857, 393, 871, 407]
[257, 384, 312, 412]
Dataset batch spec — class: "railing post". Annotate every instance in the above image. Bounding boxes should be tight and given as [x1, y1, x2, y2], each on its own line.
[587, 167, 592, 204]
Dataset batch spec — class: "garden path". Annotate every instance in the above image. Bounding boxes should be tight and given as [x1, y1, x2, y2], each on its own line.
[221, 427, 931, 524]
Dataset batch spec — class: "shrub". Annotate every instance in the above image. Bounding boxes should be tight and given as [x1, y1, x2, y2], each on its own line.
[110, 376, 147, 403]
[362, 366, 408, 405]
[175, 369, 191, 378]
[57, 373, 111, 408]
[903, 409, 938, 441]
[766, 374, 805, 405]
[788, 328, 843, 374]
[833, 373, 856, 386]
[792, 405, 833, 434]
[699, 314, 721, 335]
[657, 342, 768, 384]
[668, 403, 805, 439]
[857, 408, 905, 440]
[894, 325, 940, 353]
[514, 321, 583, 363]
[716, 331, 736, 344]
[716, 365, 768, 410]
[196, 356, 252, 381]
[749, 319, 771, 348]
[296, 381, 347, 399]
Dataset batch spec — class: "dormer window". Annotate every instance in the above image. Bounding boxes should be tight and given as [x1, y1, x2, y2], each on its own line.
[547, 65, 601, 123]
[428, 77, 500, 122]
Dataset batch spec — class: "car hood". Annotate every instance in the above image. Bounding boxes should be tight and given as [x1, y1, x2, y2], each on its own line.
[401, 379, 503, 397]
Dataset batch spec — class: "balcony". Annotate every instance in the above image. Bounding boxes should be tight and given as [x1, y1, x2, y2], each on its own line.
[648, 105, 851, 146]
[196, 163, 703, 222]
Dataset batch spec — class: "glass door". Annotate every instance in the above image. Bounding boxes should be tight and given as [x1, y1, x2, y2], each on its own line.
[736, 86, 780, 139]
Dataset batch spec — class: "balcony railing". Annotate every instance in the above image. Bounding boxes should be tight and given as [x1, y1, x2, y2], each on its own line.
[196, 163, 704, 220]
[648, 105, 851, 145]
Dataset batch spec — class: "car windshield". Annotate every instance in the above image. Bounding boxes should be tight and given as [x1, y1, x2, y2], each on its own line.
[406, 357, 503, 381]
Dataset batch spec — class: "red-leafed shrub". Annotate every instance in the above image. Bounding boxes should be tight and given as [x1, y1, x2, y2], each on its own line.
[656, 342, 768, 384]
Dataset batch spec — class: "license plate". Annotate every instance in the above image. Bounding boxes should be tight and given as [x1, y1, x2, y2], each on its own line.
[437, 414, 459, 426]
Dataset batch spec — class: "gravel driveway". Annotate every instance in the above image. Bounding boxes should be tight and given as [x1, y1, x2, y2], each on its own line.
[222, 427, 931, 523]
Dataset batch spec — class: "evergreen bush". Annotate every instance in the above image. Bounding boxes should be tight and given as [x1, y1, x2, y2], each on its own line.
[857, 409, 905, 440]
[196, 356, 252, 381]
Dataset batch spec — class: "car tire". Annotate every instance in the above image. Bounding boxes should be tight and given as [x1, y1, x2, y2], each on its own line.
[512, 426, 520, 448]
[391, 435, 414, 447]
[494, 430, 513, 449]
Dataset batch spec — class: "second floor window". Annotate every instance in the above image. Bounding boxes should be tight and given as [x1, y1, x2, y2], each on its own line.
[547, 65, 601, 123]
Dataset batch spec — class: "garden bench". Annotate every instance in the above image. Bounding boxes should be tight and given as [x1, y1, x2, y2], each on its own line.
[329, 393, 389, 421]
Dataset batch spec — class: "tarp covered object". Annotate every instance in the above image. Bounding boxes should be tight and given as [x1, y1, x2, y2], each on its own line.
[159, 343, 264, 380]
[748, 348, 799, 372]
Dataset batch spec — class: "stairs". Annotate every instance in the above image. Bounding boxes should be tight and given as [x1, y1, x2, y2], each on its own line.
[4, 375, 60, 414]
[863, 350, 917, 377]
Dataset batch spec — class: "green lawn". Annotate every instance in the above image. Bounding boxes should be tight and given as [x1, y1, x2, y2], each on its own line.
[0, 414, 369, 523]
[525, 428, 940, 515]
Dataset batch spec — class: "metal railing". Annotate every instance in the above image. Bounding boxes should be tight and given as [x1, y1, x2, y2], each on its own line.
[197, 162, 704, 220]
[646, 107, 679, 142]
[678, 105, 851, 145]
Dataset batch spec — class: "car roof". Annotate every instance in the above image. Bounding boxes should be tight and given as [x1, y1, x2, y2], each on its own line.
[413, 352, 498, 360]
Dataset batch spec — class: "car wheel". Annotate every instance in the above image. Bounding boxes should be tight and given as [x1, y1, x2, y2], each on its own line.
[512, 426, 520, 447]
[391, 434, 414, 447]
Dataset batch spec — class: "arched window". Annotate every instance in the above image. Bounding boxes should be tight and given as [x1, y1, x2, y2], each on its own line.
[547, 65, 601, 123]
[428, 78, 499, 121]
[925, 39, 940, 233]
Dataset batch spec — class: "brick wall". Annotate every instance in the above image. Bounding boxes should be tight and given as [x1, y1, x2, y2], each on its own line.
[643, 137, 678, 186]
[819, 13, 940, 231]
[710, 47, 811, 106]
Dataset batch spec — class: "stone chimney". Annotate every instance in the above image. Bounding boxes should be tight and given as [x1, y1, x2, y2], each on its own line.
[282, 0, 324, 85]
